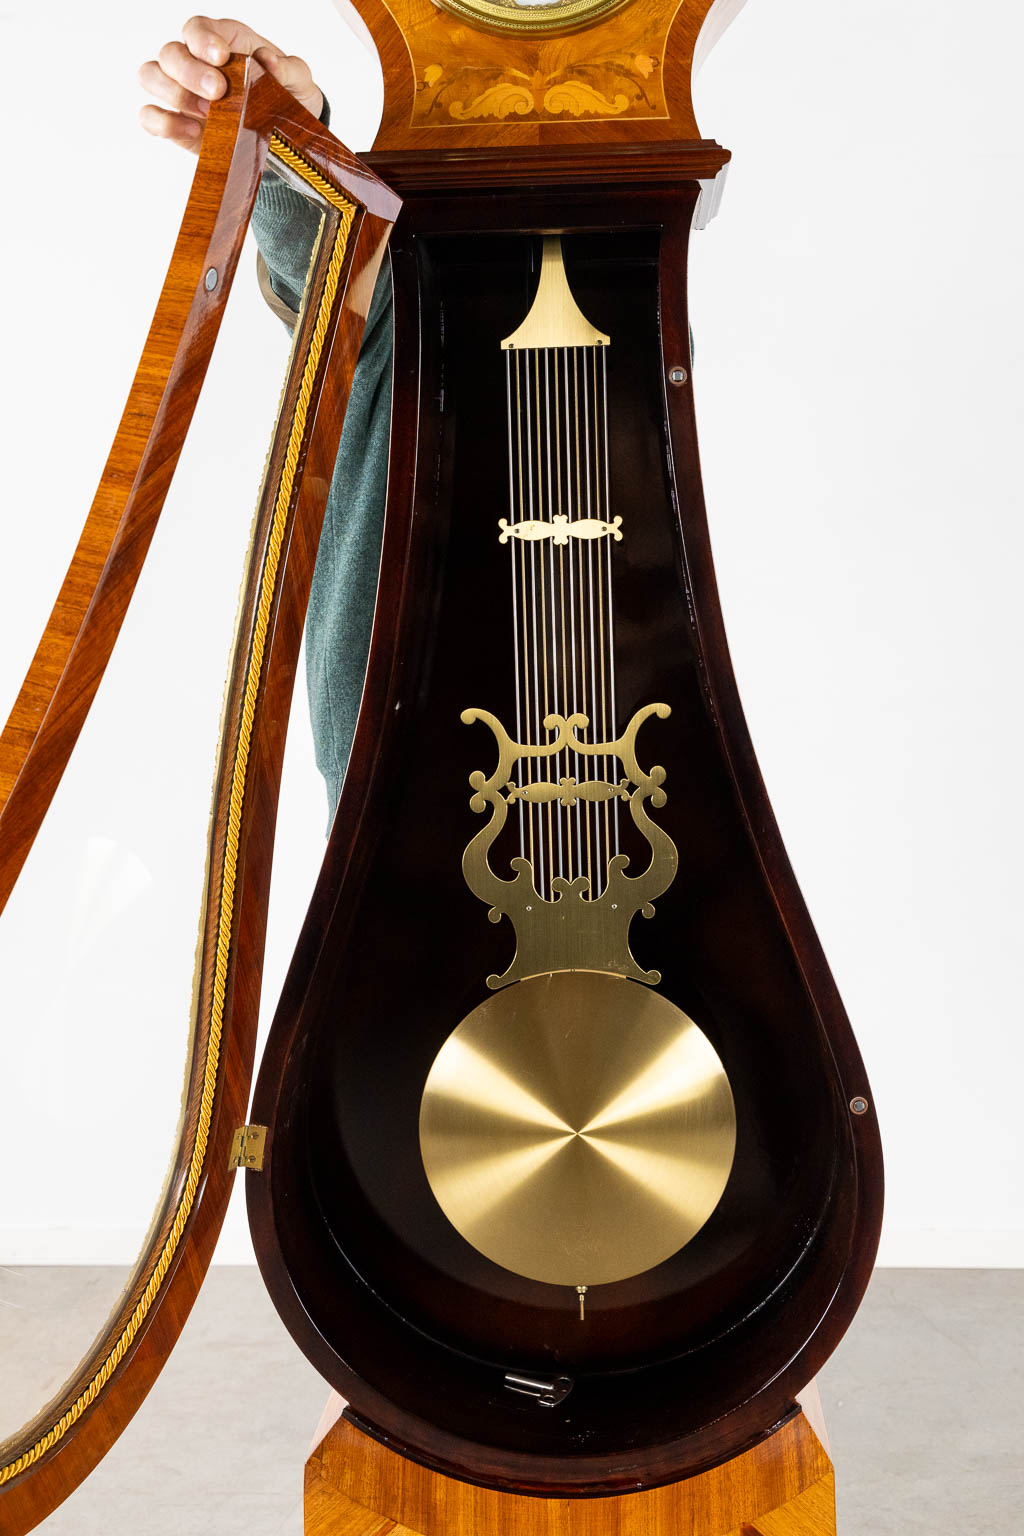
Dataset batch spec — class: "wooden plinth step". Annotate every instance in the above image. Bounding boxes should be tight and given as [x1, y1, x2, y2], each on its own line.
[305, 1390, 836, 1536]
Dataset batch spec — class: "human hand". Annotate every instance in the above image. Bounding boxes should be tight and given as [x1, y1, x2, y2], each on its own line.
[139, 15, 323, 152]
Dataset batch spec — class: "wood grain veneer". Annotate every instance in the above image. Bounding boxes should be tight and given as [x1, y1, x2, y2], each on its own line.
[304, 1388, 836, 1534]
[350, 0, 741, 149]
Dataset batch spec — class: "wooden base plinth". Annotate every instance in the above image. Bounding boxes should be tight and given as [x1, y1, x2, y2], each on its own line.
[305, 1389, 836, 1536]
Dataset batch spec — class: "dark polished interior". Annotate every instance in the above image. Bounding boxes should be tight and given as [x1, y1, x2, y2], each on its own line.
[249, 203, 881, 1494]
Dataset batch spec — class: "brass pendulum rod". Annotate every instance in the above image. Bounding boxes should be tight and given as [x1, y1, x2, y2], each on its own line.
[501, 238, 617, 900]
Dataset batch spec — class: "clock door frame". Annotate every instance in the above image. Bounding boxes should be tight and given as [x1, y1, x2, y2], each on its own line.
[0, 58, 399, 1534]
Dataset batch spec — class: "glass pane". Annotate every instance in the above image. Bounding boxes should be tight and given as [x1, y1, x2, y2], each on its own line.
[0, 155, 329, 1446]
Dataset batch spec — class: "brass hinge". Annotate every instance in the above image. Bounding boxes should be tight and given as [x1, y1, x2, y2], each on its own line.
[228, 1124, 267, 1171]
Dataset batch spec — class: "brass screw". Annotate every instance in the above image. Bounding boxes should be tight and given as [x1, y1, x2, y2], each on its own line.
[576, 1285, 588, 1321]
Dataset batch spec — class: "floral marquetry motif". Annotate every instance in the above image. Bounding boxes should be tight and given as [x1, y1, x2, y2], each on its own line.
[416, 47, 663, 124]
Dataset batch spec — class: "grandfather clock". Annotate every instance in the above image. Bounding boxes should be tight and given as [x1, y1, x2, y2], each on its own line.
[0, 2, 881, 1532]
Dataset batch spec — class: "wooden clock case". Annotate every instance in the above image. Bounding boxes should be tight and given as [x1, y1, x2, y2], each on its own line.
[0, 0, 882, 1525]
[246, 0, 883, 1495]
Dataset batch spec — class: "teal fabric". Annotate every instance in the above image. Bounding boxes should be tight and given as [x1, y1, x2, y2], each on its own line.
[252, 172, 393, 822]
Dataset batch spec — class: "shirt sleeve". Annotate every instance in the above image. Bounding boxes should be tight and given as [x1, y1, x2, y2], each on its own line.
[246, 95, 394, 823]
[251, 172, 325, 318]
[304, 269, 393, 823]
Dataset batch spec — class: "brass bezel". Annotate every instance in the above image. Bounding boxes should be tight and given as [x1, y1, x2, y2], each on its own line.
[432, 0, 637, 39]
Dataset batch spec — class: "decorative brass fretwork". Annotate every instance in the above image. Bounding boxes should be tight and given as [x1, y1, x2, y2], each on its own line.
[461, 704, 678, 989]
[498, 513, 622, 546]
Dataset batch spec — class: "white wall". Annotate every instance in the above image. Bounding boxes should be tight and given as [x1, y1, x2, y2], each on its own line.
[689, 1, 1024, 1265]
[0, 0, 1021, 1268]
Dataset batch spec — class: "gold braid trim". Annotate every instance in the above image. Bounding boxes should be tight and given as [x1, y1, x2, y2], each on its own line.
[0, 138, 356, 1489]
[267, 132, 361, 214]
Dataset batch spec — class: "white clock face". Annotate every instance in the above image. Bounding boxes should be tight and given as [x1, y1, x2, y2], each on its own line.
[433, 0, 634, 37]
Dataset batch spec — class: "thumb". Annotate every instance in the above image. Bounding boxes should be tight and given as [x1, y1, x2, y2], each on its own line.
[253, 45, 323, 119]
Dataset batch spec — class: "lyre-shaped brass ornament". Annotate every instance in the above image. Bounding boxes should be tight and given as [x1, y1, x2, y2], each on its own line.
[461, 705, 678, 987]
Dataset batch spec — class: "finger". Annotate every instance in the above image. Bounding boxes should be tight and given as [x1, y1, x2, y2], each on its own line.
[138, 59, 210, 120]
[253, 46, 323, 118]
[158, 39, 226, 101]
[139, 103, 204, 153]
[182, 14, 272, 64]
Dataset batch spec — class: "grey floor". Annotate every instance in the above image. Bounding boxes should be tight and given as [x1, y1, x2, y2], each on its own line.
[2, 1268, 1021, 1533]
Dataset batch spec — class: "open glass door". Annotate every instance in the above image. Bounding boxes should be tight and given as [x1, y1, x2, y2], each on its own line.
[0, 56, 399, 1534]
